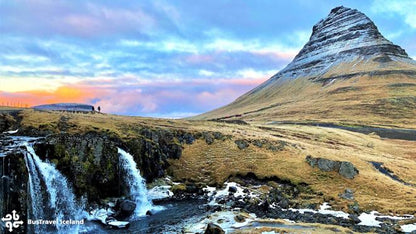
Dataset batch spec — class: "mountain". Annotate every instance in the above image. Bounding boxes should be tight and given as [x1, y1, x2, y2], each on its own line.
[194, 6, 416, 128]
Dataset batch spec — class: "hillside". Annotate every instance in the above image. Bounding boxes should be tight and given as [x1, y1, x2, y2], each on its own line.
[193, 6, 416, 129]
[1, 108, 415, 215]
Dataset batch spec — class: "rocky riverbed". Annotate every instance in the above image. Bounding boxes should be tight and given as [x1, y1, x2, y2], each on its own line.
[113, 176, 416, 233]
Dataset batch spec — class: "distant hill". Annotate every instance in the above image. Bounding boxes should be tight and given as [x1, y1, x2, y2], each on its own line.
[33, 103, 94, 112]
[193, 6, 416, 128]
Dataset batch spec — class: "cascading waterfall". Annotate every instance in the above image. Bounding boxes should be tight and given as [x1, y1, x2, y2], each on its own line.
[24, 143, 85, 233]
[117, 148, 154, 217]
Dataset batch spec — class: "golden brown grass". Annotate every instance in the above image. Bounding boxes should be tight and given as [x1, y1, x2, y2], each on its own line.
[17, 109, 416, 214]
[169, 123, 416, 214]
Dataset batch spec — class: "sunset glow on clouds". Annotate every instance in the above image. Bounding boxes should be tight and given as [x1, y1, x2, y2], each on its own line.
[1, 0, 415, 117]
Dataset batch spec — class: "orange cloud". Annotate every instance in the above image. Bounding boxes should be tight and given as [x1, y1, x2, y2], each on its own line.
[0, 86, 98, 107]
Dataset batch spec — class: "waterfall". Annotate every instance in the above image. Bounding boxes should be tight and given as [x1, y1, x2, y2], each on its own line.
[117, 148, 153, 217]
[24, 143, 85, 233]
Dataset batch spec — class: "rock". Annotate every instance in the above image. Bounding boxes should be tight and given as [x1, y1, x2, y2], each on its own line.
[234, 140, 249, 150]
[202, 132, 214, 145]
[339, 188, 354, 200]
[234, 214, 246, 222]
[204, 223, 225, 234]
[228, 186, 237, 193]
[212, 132, 223, 140]
[252, 140, 263, 148]
[348, 202, 360, 214]
[279, 199, 290, 209]
[306, 156, 358, 179]
[146, 210, 153, 216]
[186, 184, 199, 193]
[114, 199, 136, 219]
[306, 155, 318, 167]
[317, 158, 341, 172]
[179, 132, 195, 144]
[349, 214, 361, 224]
[339, 162, 359, 179]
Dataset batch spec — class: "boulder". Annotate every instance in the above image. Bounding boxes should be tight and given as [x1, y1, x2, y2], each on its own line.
[306, 156, 359, 179]
[204, 223, 225, 234]
[114, 199, 136, 219]
[228, 186, 237, 193]
[339, 162, 359, 179]
[317, 158, 341, 172]
[234, 214, 246, 222]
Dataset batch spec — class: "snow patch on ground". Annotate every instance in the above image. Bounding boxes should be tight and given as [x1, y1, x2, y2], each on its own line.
[183, 210, 256, 233]
[288, 203, 349, 219]
[318, 203, 350, 219]
[402, 223, 416, 233]
[203, 181, 259, 206]
[358, 211, 413, 227]
[147, 185, 173, 200]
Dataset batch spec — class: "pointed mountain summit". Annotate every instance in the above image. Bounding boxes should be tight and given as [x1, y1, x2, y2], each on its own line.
[194, 6, 416, 128]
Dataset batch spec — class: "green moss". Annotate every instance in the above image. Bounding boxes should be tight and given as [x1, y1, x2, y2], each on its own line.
[51, 159, 59, 166]
[54, 144, 66, 158]
[171, 183, 186, 192]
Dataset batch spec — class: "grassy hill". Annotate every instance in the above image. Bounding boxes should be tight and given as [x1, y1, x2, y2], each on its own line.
[7, 109, 416, 215]
[192, 60, 416, 129]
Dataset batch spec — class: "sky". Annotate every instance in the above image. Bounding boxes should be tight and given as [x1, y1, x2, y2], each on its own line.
[1, 0, 415, 118]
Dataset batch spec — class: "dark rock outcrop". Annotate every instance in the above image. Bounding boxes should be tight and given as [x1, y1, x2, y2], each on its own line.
[306, 155, 359, 179]
[204, 223, 225, 234]
[33, 133, 121, 202]
[31, 128, 186, 202]
[0, 151, 28, 234]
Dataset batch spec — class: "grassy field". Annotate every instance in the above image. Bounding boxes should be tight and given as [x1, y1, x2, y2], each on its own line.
[13, 109, 416, 215]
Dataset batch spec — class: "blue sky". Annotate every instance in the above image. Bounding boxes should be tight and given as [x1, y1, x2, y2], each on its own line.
[0, 0, 415, 117]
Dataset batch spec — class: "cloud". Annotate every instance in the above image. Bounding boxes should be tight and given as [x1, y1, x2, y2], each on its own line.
[2, 1, 415, 117]
[371, 0, 416, 29]
[0, 75, 266, 117]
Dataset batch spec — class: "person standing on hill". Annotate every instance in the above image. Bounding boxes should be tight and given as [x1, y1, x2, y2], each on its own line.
[98, 106, 101, 112]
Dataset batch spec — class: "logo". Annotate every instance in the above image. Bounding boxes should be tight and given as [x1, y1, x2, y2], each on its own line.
[1, 210, 24, 232]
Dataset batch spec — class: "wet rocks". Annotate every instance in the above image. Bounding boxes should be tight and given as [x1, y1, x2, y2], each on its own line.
[0, 151, 28, 234]
[114, 199, 136, 219]
[204, 223, 225, 234]
[228, 186, 237, 193]
[306, 155, 359, 179]
[234, 214, 246, 222]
